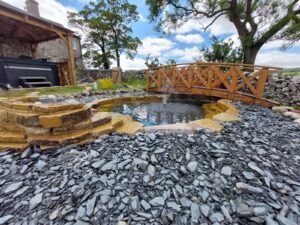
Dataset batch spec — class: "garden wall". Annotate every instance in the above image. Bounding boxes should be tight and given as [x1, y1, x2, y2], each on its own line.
[265, 74, 300, 106]
[84, 69, 146, 82]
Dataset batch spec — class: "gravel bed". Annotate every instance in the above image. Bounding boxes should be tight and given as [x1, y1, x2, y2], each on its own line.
[38, 90, 148, 104]
[0, 102, 299, 225]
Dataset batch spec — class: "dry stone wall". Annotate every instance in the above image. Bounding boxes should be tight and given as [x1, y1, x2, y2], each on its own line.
[265, 74, 300, 106]
[84, 69, 146, 82]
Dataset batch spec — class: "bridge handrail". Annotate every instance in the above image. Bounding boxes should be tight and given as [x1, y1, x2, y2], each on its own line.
[145, 62, 281, 107]
[145, 62, 282, 72]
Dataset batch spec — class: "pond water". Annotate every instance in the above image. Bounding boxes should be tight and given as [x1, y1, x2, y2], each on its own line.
[110, 102, 204, 126]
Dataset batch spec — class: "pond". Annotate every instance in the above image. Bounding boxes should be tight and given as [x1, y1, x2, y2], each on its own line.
[110, 101, 204, 126]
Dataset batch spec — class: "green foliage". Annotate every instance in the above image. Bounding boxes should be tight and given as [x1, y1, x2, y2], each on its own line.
[68, 0, 142, 69]
[199, 36, 244, 63]
[145, 54, 161, 69]
[145, 0, 300, 64]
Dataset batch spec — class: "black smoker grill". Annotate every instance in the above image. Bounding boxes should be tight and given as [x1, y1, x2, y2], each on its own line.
[0, 57, 60, 88]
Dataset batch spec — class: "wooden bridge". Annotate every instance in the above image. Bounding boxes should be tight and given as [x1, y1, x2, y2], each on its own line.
[146, 62, 280, 108]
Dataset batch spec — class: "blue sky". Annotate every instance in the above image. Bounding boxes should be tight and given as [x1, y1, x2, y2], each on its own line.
[3, 0, 300, 69]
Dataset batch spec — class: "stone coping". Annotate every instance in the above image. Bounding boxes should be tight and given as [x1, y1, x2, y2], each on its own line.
[0, 95, 240, 151]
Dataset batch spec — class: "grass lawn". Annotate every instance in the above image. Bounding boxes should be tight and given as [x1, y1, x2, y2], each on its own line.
[0, 86, 87, 99]
[0, 77, 146, 99]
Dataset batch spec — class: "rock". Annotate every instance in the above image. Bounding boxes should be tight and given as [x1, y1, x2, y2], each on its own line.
[221, 166, 232, 176]
[191, 203, 200, 223]
[200, 204, 210, 217]
[147, 165, 155, 177]
[187, 161, 198, 173]
[236, 182, 263, 193]
[166, 202, 181, 212]
[49, 209, 60, 220]
[131, 196, 139, 211]
[149, 197, 165, 206]
[243, 171, 255, 180]
[221, 205, 233, 222]
[4, 181, 23, 194]
[266, 216, 279, 225]
[100, 161, 116, 171]
[199, 190, 209, 202]
[86, 196, 97, 217]
[154, 147, 165, 154]
[276, 214, 297, 225]
[29, 193, 43, 210]
[133, 158, 148, 170]
[236, 203, 253, 217]
[180, 197, 192, 208]
[209, 212, 224, 223]
[21, 147, 32, 158]
[147, 133, 156, 141]
[35, 160, 47, 171]
[91, 159, 106, 169]
[0, 215, 13, 225]
[248, 162, 265, 176]
[143, 175, 151, 184]
[140, 200, 151, 211]
[253, 207, 267, 216]
[116, 221, 128, 225]
[187, 136, 196, 143]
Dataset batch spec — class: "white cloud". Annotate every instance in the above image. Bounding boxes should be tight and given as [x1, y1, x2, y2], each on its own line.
[175, 34, 204, 44]
[262, 40, 300, 50]
[137, 37, 175, 57]
[256, 50, 300, 68]
[139, 14, 147, 22]
[2, 0, 77, 28]
[111, 55, 147, 70]
[163, 16, 236, 36]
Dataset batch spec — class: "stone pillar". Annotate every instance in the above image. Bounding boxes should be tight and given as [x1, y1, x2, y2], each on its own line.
[25, 0, 40, 17]
[112, 67, 122, 83]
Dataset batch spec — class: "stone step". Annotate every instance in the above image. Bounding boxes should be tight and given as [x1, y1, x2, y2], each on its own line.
[33, 102, 84, 114]
[0, 131, 27, 143]
[27, 130, 91, 146]
[90, 123, 115, 137]
[0, 143, 29, 151]
[0, 122, 50, 135]
[39, 107, 92, 128]
[6, 110, 40, 126]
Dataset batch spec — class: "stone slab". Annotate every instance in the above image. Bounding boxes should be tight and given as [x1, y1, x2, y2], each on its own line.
[0, 131, 26, 143]
[27, 130, 90, 146]
[33, 103, 84, 113]
[39, 107, 92, 128]
[190, 119, 224, 132]
[0, 143, 29, 151]
[7, 110, 40, 126]
[90, 123, 115, 137]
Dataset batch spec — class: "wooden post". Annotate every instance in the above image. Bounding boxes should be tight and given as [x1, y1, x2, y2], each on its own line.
[31, 43, 38, 59]
[255, 68, 269, 103]
[67, 35, 77, 85]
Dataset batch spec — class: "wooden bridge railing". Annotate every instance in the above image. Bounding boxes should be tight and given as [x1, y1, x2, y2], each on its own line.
[146, 62, 281, 107]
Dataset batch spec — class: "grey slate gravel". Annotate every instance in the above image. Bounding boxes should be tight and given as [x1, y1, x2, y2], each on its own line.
[0, 100, 299, 225]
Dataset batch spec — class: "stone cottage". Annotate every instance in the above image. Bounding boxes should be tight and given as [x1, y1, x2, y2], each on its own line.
[0, 0, 83, 69]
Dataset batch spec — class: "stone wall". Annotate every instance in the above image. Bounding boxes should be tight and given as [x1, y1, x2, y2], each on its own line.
[265, 74, 300, 106]
[83, 69, 146, 82]
[0, 38, 32, 58]
[0, 37, 83, 69]
[36, 37, 83, 68]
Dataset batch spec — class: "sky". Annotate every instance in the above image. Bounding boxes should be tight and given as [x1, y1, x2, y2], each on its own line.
[2, 0, 300, 70]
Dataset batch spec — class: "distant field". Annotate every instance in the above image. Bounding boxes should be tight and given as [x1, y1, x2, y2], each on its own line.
[281, 67, 300, 76]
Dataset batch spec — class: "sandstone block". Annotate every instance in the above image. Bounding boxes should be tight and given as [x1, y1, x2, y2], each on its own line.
[39, 107, 92, 128]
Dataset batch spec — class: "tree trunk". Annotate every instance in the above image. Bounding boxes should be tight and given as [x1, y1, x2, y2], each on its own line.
[243, 46, 260, 65]
[116, 48, 120, 68]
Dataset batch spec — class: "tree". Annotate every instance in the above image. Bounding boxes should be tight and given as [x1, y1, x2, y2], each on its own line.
[145, 0, 300, 64]
[198, 36, 244, 63]
[69, 0, 141, 69]
[145, 54, 161, 69]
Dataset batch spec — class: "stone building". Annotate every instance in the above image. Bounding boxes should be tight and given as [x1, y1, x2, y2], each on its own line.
[0, 0, 83, 69]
